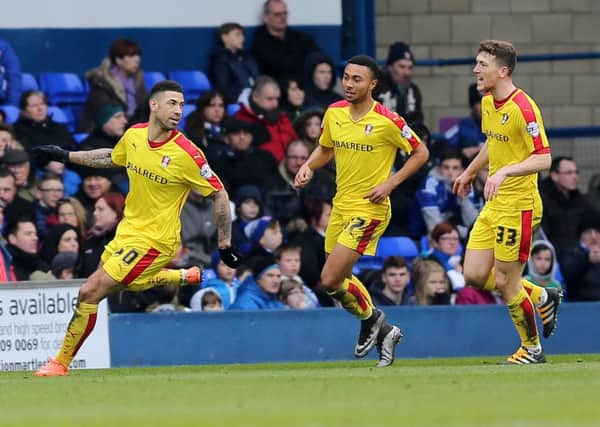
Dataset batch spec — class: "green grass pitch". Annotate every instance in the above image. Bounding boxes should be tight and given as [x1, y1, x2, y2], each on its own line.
[2, 355, 599, 427]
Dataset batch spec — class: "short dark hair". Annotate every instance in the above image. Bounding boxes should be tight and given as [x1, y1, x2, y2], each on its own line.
[149, 80, 184, 99]
[218, 22, 243, 37]
[431, 221, 459, 243]
[550, 156, 574, 173]
[19, 90, 47, 111]
[109, 38, 142, 64]
[0, 166, 16, 181]
[0, 123, 15, 139]
[438, 147, 464, 164]
[36, 172, 63, 189]
[478, 40, 517, 75]
[345, 55, 380, 80]
[274, 243, 301, 261]
[4, 217, 35, 239]
[382, 256, 408, 272]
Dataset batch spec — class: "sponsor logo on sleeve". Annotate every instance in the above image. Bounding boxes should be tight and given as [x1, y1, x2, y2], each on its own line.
[200, 163, 213, 179]
[401, 124, 413, 139]
[526, 121, 540, 137]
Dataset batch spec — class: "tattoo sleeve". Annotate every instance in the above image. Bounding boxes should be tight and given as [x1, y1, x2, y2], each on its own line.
[69, 149, 117, 168]
[210, 190, 233, 248]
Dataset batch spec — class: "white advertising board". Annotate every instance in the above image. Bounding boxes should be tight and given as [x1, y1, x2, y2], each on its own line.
[0, 281, 110, 372]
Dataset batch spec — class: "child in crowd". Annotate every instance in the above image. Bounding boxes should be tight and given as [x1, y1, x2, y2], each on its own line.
[525, 240, 563, 290]
[232, 185, 263, 255]
[190, 288, 224, 312]
[275, 244, 319, 308]
[411, 259, 452, 305]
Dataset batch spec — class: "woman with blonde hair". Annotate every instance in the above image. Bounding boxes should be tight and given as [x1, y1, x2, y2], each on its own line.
[411, 259, 452, 305]
[57, 197, 89, 237]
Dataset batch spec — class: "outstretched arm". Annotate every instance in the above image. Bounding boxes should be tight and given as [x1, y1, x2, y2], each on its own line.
[32, 145, 118, 168]
[68, 149, 116, 168]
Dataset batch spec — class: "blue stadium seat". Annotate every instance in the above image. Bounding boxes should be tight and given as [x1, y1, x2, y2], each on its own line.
[21, 73, 39, 91]
[227, 103, 241, 116]
[72, 132, 89, 144]
[376, 236, 419, 261]
[144, 71, 166, 90]
[0, 105, 20, 124]
[39, 72, 87, 105]
[167, 70, 211, 101]
[352, 255, 383, 275]
[48, 106, 75, 131]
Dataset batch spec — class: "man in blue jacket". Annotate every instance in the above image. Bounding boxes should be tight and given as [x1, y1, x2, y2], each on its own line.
[230, 257, 285, 310]
[0, 39, 21, 106]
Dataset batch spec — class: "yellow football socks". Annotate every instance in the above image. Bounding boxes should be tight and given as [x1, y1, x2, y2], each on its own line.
[328, 276, 374, 320]
[56, 302, 98, 368]
[506, 288, 540, 350]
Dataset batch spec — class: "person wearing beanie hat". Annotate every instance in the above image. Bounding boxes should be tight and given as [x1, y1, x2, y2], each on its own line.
[443, 83, 486, 160]
[375, 41, 423, 125]
[50, 250, 79, 280]
[230, 255, 285, 310]
[232, 185, 263, 254]
[31, 80, 240, 377]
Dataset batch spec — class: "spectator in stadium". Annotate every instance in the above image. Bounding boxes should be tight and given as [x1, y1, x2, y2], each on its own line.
[13, 91, 76, 154]
[210, 22, 260, 105]
[230, 257, 285, 310]
[40, 223, 80, 266]
[409, 147, 478, 240]
[0, 38, 21, 106]
[279, 276, 317, 309]
[77, 192, 124, 278]
[454, 286, 498, 305]
[303, 52, 342, 110]
[293, 109, 323, 152]
[56, 196, 88, 238]
[3, 148, 36, 202]
[443, 83, 486, 160]
[369, 256, 412, 306]
[38, 158, 80, 198]
[73, 166, 119, 223]
[80, 38, 147, 132]
[251, 0, 320, 81]
[178, 189, 218, 268]
[587, 173, 600, 213]
[0, 200, 15, 281]
[560, 213, 600, 302]
[79, 104, 128, 151]
[524, 240, 562, 291]
[184, 90, 227, 165]
[0, 167, 34, 225]
[187, 249, 239, 310]
[540, 156, 594, 259]
[33, 172, 64, 239]
[190, 288, 224, 312]
[243, 215, 283, 266]
[235, 75, 297, 162]
[212, 117, 280, 197]
[375, 41, 423, 125]
[279, 75, 310, 122]
[275, 244, 319, 308]
[0, 123, 21, 162]
[50, 251, 78, 280]
[411, 259, 452, 305]
[421, 221, 465, 291]
[232, 185, 263, 255]
[4, 217, 49, 280]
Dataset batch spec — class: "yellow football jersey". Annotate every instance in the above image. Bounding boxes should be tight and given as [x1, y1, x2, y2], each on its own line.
[111, 123, 224, 254]
[319, 100, 421, 216]
[481, 88, 550, 209]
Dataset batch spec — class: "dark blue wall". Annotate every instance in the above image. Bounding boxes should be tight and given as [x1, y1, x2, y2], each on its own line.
[0, 26, 341, 75]
[110, 303, 600, 367]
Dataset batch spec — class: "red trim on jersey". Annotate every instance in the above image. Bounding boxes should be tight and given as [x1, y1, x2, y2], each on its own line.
[533, 147, 551, 154]
[173, 134, 224, 190]
[72, 313, 97, 356]
[493, 88, 518, 109]
[373, 103, 420, 149]
[347, 282, 368, 311]
[131, 122, 149, 129]
[148, 129, 178, 149]
[519, 210, 533, 263]
[519, 296, 538, 340]
[356, 219, 381, 254]
[512, 91, 546, 153]
[122, 248, 161, 285]
[328, 100, 350, 109]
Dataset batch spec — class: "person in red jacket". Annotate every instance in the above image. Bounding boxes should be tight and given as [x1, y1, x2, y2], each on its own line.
[235, 75, 297, 162]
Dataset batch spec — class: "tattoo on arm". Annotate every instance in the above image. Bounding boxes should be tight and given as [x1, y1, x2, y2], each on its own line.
[69, 149, 116, 168]
[211, 190, 232, 247]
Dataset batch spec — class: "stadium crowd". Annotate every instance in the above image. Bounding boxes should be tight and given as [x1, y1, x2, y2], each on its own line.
[1, 0, 599, 313]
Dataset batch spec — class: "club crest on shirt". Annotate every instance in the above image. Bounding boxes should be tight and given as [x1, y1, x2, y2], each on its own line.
[200, 163, 213, 179]
[501, 113, 509, 124]
[526, 121, 540, 137]
[401, 124, 413, 139]
[160, 155, 171, 168]
[364, 124, 373, 135]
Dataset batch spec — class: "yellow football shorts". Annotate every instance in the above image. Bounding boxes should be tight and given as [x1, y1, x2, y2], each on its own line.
[325, 205, 390, 256]
[101, 237, 175, 291]
[467, 203, 542, 263]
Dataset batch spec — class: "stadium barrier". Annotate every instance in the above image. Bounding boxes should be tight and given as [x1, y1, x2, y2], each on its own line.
[110, 302, 600, 367]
